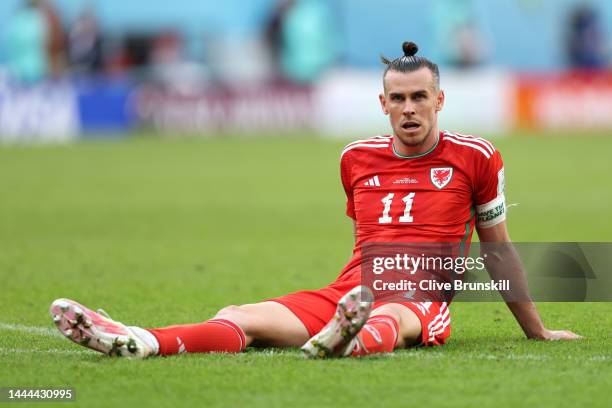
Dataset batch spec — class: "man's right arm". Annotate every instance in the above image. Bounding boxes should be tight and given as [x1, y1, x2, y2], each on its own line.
[477, 221, 582, 341]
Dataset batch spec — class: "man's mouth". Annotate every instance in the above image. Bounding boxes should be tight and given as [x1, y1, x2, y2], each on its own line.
[401, 122, 420, 131]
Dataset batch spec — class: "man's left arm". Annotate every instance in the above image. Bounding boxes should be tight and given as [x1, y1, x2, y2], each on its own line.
[476, 221, 582, 340]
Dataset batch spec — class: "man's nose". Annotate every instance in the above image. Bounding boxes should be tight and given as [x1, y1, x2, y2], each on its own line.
[402, 102, 416, 115]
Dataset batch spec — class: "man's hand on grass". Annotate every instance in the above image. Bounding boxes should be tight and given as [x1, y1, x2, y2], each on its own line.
[532, 329, 584, 341]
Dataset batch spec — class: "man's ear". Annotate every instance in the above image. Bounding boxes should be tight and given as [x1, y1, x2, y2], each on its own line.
[436, 89, 445, 112]
[379, 93, 389, 115]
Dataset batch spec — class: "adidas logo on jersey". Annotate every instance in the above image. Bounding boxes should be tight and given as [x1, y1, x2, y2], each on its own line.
[364, 176, 381, 187]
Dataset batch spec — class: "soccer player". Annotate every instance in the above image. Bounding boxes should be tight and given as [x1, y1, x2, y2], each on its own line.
[50, 41, 581, 359]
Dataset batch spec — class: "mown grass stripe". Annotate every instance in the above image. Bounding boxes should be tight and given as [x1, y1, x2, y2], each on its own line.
[0, 323, 60, 337]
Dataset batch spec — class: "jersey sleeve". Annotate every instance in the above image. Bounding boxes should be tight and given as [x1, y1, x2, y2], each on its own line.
[474, 149, 506, 228]
[340, 152, 356, 220]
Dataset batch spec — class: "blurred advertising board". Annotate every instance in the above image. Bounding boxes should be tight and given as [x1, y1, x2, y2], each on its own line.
[4, 70, 612, 141]
[0, 78, 133, 142]
[0, 81, 79, 142]
[75, 78, 134, 135]
[133, 83, 314, 133]
[514, 72, 612, 131]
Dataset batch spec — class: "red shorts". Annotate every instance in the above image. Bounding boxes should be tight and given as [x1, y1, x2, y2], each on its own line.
[269, 271, 451, 346]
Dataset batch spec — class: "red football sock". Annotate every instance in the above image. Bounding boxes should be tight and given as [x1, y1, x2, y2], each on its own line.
[147, 319, 246, 355]
[351, 315, 399, 356]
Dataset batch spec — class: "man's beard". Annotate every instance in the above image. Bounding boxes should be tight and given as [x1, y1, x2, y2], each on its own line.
[396, 125, 431, 146]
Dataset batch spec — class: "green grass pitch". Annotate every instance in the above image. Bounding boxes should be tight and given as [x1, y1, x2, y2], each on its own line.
[0, 133, 611, 407]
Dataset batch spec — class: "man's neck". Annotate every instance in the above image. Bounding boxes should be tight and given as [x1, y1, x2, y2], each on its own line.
[392, 128, 440, 158]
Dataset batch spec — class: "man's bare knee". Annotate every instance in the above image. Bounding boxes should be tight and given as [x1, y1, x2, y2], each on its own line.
[215, 305, 242, 318]
[212, 304, 260, 344]
[213, 302, 308, 347]
[214, 305, 255, 331]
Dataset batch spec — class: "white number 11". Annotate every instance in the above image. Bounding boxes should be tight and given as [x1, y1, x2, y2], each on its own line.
[378, 193, 416, 224]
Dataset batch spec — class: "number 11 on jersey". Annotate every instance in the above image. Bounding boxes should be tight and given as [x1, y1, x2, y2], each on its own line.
[378, 193, 416, 224]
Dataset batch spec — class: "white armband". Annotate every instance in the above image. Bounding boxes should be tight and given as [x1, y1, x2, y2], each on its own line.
[476, 194, 506, 228]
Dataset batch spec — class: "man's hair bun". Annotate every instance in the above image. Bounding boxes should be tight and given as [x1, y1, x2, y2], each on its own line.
[402, 41, 418, 57]
[381, 41, 439, 89]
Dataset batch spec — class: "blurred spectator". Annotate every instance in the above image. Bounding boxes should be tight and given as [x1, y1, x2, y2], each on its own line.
[567, 4, 607, 69]
[279, 0, 338, 84]
[38, 0, 67, 78]
[68, 9, 103, 75]
[265, 0, 295, 78]
[105, 34, 155, 77]
[149, 30, 209, 92]
[3, 0, 47, 83]
[432, 0, 488, 68]
[453, 21, 487, 68]
[151, 31, 182, 69]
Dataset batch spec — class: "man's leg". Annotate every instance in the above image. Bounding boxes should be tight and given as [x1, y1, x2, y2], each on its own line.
[51, 279, 364, 358]
[50, 297, 310, 358]
[349, 302, 450, 356]
[149, 278, 372, 356]
[371, 303, 423, 347]
[147, 301, 310, 355]
[214, 302, 310, 347]
[348, 304, 421, 356]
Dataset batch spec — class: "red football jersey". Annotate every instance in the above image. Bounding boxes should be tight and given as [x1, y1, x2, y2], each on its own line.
[338, 131, 505, 277]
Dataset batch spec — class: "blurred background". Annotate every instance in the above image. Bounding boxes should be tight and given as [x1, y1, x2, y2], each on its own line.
[0, 0, 610, 142]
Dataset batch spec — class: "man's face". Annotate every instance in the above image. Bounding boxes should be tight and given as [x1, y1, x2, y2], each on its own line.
[379, 68, 444, 149]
